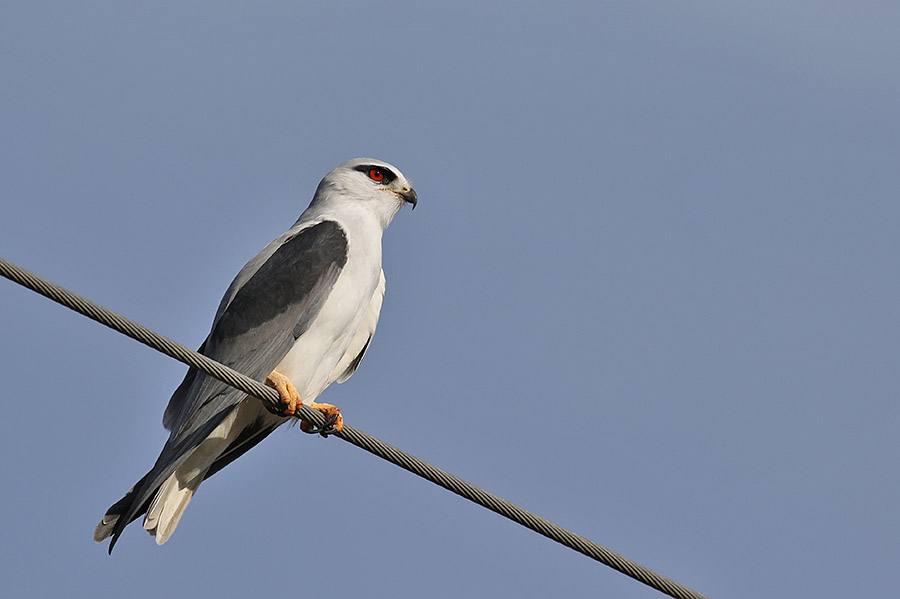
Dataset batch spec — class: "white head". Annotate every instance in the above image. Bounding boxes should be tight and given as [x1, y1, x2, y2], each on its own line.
[309, 158, 417, 229]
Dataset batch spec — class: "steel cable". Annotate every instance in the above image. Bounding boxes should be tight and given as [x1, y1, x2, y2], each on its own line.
[1, 256, 709, 599]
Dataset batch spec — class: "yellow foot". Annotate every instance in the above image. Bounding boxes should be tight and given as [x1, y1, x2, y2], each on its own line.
[265, 370, 302, 415]
[300, 402, 344, 435]
[265, 371, 344, 435]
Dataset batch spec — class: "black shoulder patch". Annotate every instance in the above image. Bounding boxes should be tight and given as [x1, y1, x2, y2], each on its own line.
[212, 221, 348, 341]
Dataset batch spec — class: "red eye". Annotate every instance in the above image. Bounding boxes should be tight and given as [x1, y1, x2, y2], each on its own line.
[368, 168, 385, 182]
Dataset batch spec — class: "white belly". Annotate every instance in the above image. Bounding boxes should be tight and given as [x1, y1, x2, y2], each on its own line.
[274, 244, 380, 404]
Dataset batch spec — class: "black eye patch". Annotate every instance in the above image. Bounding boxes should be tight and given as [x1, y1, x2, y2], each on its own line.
[355, 164, 397, 184]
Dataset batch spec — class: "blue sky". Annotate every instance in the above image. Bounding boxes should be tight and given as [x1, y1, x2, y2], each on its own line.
[2, 2, 899, 597]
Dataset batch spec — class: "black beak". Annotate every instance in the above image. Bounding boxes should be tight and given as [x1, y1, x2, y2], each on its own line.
[399, 187, 418, 209]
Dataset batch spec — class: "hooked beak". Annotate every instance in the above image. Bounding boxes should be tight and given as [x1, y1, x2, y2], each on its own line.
[397, 186, 418, 209]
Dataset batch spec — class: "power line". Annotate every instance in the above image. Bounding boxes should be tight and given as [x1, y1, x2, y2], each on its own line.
[0, 256, 709, 599]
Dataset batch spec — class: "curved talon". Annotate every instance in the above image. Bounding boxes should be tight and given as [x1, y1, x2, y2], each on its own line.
[300, 413, 340, 437]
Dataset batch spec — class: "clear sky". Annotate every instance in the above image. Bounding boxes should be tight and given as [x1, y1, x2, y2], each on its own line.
[2, 2, 898, 598]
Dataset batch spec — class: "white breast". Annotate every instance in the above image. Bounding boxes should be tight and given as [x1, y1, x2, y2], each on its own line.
[274, 214, 384, 404]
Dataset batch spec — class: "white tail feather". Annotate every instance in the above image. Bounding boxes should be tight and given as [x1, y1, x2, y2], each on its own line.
[141, 403, 250, 544]
[144, 470, 203, 545]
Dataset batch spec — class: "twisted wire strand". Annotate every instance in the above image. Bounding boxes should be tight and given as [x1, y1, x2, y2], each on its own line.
[0, 256, 709, 599]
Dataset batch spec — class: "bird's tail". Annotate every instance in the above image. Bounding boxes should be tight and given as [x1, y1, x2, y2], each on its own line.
[94, 401, 280, 550]
[142, 468, 205, 545]
[94, 453, 217, 549]
[93, 466, 209, 549]
[92, 473, 151, 545]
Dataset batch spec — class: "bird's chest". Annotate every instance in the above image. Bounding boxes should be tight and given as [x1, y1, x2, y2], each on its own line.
[274, 235, 381, 400]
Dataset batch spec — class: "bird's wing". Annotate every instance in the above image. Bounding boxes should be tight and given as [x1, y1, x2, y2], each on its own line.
[110, 219, 349, 541]
[161, 338, 207, 431]
[331, 268, 385, 383]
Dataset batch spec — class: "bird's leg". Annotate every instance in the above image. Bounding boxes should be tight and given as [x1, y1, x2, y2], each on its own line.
[265, 370, 344, 436]
[265, 371, 302, 415]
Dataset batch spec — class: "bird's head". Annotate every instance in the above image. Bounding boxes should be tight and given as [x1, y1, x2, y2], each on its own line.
[311, 158, 417, 228]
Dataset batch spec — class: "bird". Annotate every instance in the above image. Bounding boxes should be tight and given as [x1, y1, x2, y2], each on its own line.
[93, 158, 416, 552]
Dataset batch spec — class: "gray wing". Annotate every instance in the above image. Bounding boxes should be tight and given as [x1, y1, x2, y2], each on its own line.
[107, 220, 348, 546]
